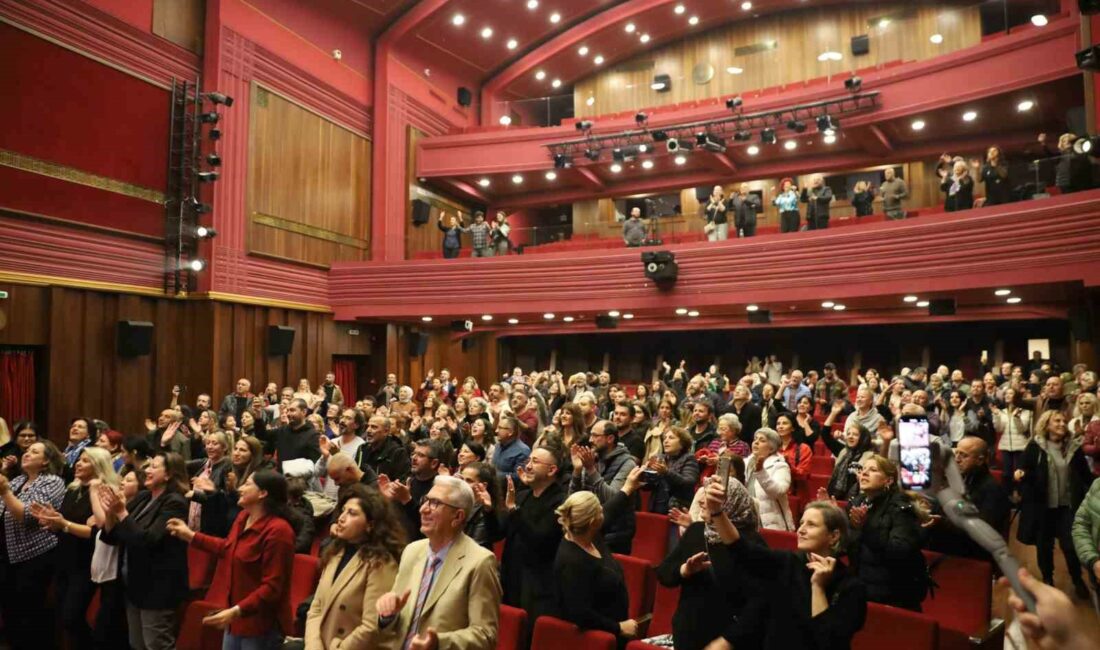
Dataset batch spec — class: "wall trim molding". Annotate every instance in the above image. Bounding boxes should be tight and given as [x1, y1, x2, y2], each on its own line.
[0, 270, 167, 297]
[201, 291, 333, 313]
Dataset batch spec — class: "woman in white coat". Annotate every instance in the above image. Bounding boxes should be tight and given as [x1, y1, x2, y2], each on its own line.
[744, 427, 794, 531]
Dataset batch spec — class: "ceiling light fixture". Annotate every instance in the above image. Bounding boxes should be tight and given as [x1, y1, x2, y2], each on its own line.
[784, 140, 797, 150]
[911, 119, 926, 131]
[741, 1, 752, 9]
[481, 314, 493, 321]
[478, 178, 491, 187]
[688, 15, 699, 25]
[1017, 100, 1035, 112]
[451, 14, 466, 26]
[527, 0, 538, 8]
[608, 310, 621, 317]
[549, 12, 561, 23]
[593, 55, 605, 65]
[674, 4, 685, 14]
[585, 96, 595, 106]
[832, 304, 846, 311]
[622, 313, 634, 319]
[641, 160, 654, 169]
[903, 295, 919, 303]
[511, 174, 524, 184]
[506, 38, 518, 49]
[535, 70, 546, 80]
[421, 316, 433, 322]
[962, 110, 978, 122]
[551, 79, 562, 88]
[499, 115, 512, 126]
[578, 45, 589, 56]
[543, 312, 555, 319]
[746, 145, 760, 155]
[821, 301, 835, 308]
[746, 304, 759, 312]
[674, 154, 687, 165]
[625, 22, 636, 33]
[1007, 297, 1022, 304]
[823, 133, 837, 144]
[676, 307, 688, 315]
[640, 33, 650, 43]
[563, 316, 575, 322]
[545, 171, 557, 180]
[687, 310, 700, 317]
[609, 163, 622, 173]
[994, 289, 1012, 296]
[1031, 14, 1048, 27]
[930, 33, 944, 44]
[480, 26, 493, 39]
[508, 318, 519, 324]
[916, 300, 930, 308]
[726, 66, 744, 75]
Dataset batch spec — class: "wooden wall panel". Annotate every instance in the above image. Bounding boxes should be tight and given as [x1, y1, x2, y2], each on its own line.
[385, 325, 500, 392]
[248, 84, 371, 268]
[574, 3, 982, 117]
[152, 0, 204, 53]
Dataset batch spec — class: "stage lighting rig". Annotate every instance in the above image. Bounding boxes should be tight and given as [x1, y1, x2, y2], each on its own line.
[845, 76, 862, 92]
[635, 112, 648, 124]
[576, 120, 594, 132]
[817, 115, 839, 134]
[584, 148, 601, 161]
[726, 96, 743, 110]
[761, 128, 777, 144]
[554, 153, 572, 168]
[198, 112, 220, 124]
[696, 132, 726, 153]
[204, 92, 235, 106]
[786, 120, 807, 133]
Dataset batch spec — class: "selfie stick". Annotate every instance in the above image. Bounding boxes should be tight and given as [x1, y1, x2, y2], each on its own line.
[936, 458, 1037, 613]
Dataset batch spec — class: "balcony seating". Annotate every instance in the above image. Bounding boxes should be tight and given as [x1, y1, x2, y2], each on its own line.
[530, 616, 617, 650]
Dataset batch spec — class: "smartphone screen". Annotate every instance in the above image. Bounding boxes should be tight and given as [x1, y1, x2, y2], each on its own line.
[898, 416, 931, 490]
[716, 453, 732, 488]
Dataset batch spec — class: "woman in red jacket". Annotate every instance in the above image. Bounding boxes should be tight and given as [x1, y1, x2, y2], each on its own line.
[168, 469, 295, 649]
[775, 413, 813, 482]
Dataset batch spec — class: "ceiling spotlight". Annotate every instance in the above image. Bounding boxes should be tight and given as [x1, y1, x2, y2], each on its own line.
[545, 170, 558, 180]
[584, 148, 601, 161]
[608, 310, 621, 317]
[549, 12, 561, 23]
[816, 115, 839, 133]
[640, 34, 650, 43]
[480, 26, 493, 39]
[733, 130, 752, 141]
[666, 138, 694, 152]
[651, 130, 669, 142]
[551, 79, 562, 88]
[506, 38, 518, 49]
[930, 33, 944, 44]
[553, 153, 571, 169]
[817, 51, 842, 62]
[576, 119, 593, 131]
[622, 313, 634, 319]
[195, 225, 217, 238]
[421, 316, 433, 322]
[674, 154, 687, 165]
[994, 289, 1013, 297]
[198, 112, 220, 124]
[188, 259, 206, 272]
[1031, 14, 1048, 27]
[688, 15, 699, 25]
[726, 66, 744, 74]
[761, 128, 777, 144]
[527, 0, 538, 8]
[593, 55, 605, 65]
[577, 45, 590, 57]
[635, 111, 648, 124]
[511, 174, 524, 184]
[746, 304, 759, 312]
[676, 307, 688, 315]
[609, 163, 622, 173]
[741, 1, 752, 9]
[208, 127, 222, 140]
[187, 198, 212, 213]
[726, 96, 743, 110]
[911, 119, 926, 131]
[585, 96, 595, 106]
[508, 318, 519, 324]
[196, 171, 219, 182]
[962, 110, 978, 122]
[204, 92, 234, 106]
[641, 160, 654, 169]
[543, 312, 555, 319]
[823, 134, 837, 144]
[696, 132, 726, 152]
[1017, 100, 1035, 112]
[478, 178, 490, 187]
[687, 310, 700, 317]
[452, 13, 465, 26]
[535, 70, 546, 80]
[746, 145, 760, 155]
[563, 316, 575, 322]
[499, 115, 512, 126]
[844, 76, 862, 92]
[903, 295, 919, 302]
[674, 4, 685, 14]
[821, 301, 835, 308]
[832, 304, 846, 311]
[625, 22, 636, 33]
[206, 153, 222, 166]
[1074, 136, 1100, 154]
[637, 144, 648, 153]
[1007, 297, 1023, 304]
[786, 119, 806, 133]
[916, 300, 930, 308]
[784, 140, 797, 151]
[481, 314, 493, 321]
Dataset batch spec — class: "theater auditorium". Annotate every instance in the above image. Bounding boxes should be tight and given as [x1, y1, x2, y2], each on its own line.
[1, 0, 1100, 648]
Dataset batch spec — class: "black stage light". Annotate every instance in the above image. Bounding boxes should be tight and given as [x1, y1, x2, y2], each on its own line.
[554, 153, 571, 168]
[1074, 136, 1100, 155]
[845, 76, 862, 92]
[635, 112, 648, 124]
[696, 132, 726, 153]
[195, 226, 217, 239]
[641, 250, 678, 286]
[726, 96, 743, 110]
[584, 148, 601, 161]
[576, 120, 594, 131]
[651, 130, 669, 141]
[817, 115, 839, 133]
[733, 130, 753, 142]
[666, 138, 695, 152]
[205, 92, 234, 106]
[209, 128, 222, 140]
[199, 112, 220, 124]
[187, 259, 207, 272]
[786, 120, 807, 133]
[187, 197, 212, 213]
[761, 128, 777, 144]
[1077, 45, 1100, 71]
[206, 153, 222, 166]
[196, 171, 219, 182]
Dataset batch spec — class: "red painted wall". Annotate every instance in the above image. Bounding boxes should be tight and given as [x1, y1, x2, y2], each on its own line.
[79, 0, 152, 32]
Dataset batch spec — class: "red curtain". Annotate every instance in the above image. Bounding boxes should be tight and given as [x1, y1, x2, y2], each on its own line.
[0, 350, 35, 424]
[332, 358, 358, 404]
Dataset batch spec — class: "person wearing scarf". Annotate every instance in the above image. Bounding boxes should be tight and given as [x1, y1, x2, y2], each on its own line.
[823, 423, 875, 501]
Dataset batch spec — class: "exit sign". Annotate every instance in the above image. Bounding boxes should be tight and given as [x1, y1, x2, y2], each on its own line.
[0, 291, 8, 299]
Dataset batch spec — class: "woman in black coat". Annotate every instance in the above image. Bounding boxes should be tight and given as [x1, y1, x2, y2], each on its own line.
[185, 431, 232, 537]
[980, 146, 1011, 206]
[1015, 410, 1092, 597]
[941, 160, 974, 212]
[646, 427, 700, 514]
[846, 455, 929, 612]
[851, 181, 874, 217]
[98, 452, 190, 650]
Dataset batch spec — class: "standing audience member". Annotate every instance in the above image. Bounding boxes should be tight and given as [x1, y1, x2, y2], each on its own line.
[362, 415, 411, 481]
[305, 484, 405, 649]
[2, 421, 39, 478]
[995, 387, 1031, 491]
[622, 207, 646, 247]
[168, 470, 296, 649]
[942, 160, 975, 212]
[771, 178, 801, 233]
[775, 413, 813, 482]
[1015, 411, 1092, 598]
[645, 427, 700, 514]
[64, 417, 96, 479]
[437, 211, 464, 259]
[823, 422, 875, 500]
[851, 180, 874, 217]
[468, 211, 493, 258]
[460, 462, 503, 549]
[802, 175, 834, 230]
[981, 146, 1011, 206]
[703, 185, 729, 241]
[186, 431, 233, 537]
[1073, 474, 1100, 590]
[220, 378, 254, 422]
[491, 415, 530, 484]
[0, 440, 66, 649]
[569, 421, 637, 554]
[879, 167, 908, 219]
[745, 428, 795, 531]
[382, 440, 445, 541]
[730, 183, 761, 237]
[267, 399, 321, 465]
[934, 437, 1009, 559]
[492, 211, 511, 255]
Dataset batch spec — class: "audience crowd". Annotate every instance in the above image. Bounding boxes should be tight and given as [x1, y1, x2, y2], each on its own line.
[2, 352, 1100, 649]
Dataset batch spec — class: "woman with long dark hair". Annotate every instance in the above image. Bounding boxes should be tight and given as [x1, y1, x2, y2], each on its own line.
[168, 469, 296, 648]
[462, 460, 504, 549]
[305, 484, 406, 647]
[1, 421, 40, 479]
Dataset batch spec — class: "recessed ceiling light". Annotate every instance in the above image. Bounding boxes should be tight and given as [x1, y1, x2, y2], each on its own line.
[832, 304, 846, 311]
[506, 38, 518, 49]
[688, 310, 700, 317]
[481, 314, 493, 321]
[916, 300, 930, 308]
[609, 163, 622, 173]
[878, 18, 890, 28]
[726, 66, 743, 74]
[562, 316, 575, 322]
[480, 26, 493, 39]
[622, 313, 634, 319]
[746, 304, 759, 312]
[551, 79, 562, 88]
[608, 310, 620, 317]
[911, 119, 926, 131]
[593, 55, 605, 65]
[452, 13, 465, 26]
[639, 33, 650, 43]
[421, 316, 433, 322]
[585, 96, 595, 106]
[741, 1, 752, 9]
[478, 178, 491, 187]
[817, 51, 842, 62]
[549, 12, 561, 23]
[784, 140, 797, 150]
[578, 45, 589, 56]
[994, 289, 1012, 296]
[821, 301, 835, 308]
[823, 134, 837, 144]
[535, 70, 546, 80]
[1017, 100, 1035, 112]
[545, 171, 557, 180]
[625, 22, 636, 33]
[929, 33, 944, 44]
[676, 307, 688, 315]
[962, 110, 978, 122]
[1031, 14, 1048, 27]
[674, 4, 685, 15]
[1007, 296, 1022, 304]
[903, 295, 918, 303]
[499, 115, 512, 126]
[688, 15, 699, 25]
[508, 318, 519, 324]
[674, 154, 687, 165]
[543, 312, 555, 319]
[746, 145, 760, 155]
[511, 174, 524, 184]
[526, 0, 538, 8]
[641, 160, 654, 169]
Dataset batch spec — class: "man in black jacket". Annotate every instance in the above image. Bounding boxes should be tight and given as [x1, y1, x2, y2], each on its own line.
[218, 377, 254, 422]
[361, 415, 411, 480]
[267, 398, 320, 464]
[801, 175, 834, 230]
[380, 439, 440, 541]
[729, 183, 762, 237]
[611, 400, 645, 461]
[931, 437, 1010, 559]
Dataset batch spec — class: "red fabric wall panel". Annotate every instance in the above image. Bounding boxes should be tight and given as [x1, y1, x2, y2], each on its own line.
[0, 21, 169, 190]
[0, 350, 35, 424]
[332, 358, 357, 407]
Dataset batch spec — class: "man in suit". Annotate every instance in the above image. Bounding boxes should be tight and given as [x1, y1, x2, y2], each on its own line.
[376, 475, 501, 650]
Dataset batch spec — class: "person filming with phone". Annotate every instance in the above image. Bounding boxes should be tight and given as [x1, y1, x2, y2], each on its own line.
[703, 185, 729, 242]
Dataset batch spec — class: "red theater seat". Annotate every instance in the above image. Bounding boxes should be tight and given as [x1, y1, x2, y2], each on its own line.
[290, 554, 321, 635]
[921, 552, 993, 640]
[650, 583, 679, 637]
[811, 453, 835, 474]
[760, 528, 798, 551]
[853, 603, 939, 650]
[632, 512, 671, 565]
[614, 553, 655, 620]
[531, 616, 617, 650]
[498, 604, 528, 650]
[188, 544, 217, 593]
[176, 600, 222, 650]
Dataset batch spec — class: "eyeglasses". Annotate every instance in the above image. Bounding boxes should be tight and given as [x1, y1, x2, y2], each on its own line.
[527, 457, 554, 467]
[419, 495, 461, 511]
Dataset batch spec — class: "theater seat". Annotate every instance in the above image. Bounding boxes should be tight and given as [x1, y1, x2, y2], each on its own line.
[176, 600, 223, 650]
[632, 512, 671, 565]
[494, 539, 506, 562]
[853, 602, 939, 650]
[530, 616, 617, 650]
[625, 642, 663, 650]
[760, 528, 798, 551]
[650, 583, 679, 637]
[498, 604, 528, 650]
[290, 554, 321, 635]
[811, 453, 835, 474]
[807, 473, 830, 500]
[188, 545, 218, 593]
[613, 553, 655, 620]
[921, 552, 992, 640]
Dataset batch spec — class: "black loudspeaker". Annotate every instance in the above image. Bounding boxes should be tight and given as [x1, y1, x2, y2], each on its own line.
[450, 320, 474, 332]
[408, 332, 430, 357]
[268, 326, 296, 356]
[1069, 305, 1094, 340]
[595, 315, 618, 329]
[457, 86, 473, 107]
[748, 310, 772, 324]
[117, 320, 153, 357]
[851, 34, 870, 56]
[928, 299, 956, 316]
[641, 251, 679, 286]
[412, 199, 431, 226]
[461, 337, 475, 352]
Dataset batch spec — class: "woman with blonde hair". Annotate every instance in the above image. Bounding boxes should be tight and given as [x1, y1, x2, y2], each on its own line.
[942, 159, 974, 211]
[1069, 392, 1099, 438]
[851, 180, 874, 217]
[186, 431, 233, 537]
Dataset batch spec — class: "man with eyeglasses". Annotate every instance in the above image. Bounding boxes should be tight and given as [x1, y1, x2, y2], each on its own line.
[382, 440, 445, 541]
[377, 475, 501, 650]
[929, 436, 1009, 560]
[570, 420, 637, 554]
[491, 415, 530, 484]
[500, 447, 565, 623]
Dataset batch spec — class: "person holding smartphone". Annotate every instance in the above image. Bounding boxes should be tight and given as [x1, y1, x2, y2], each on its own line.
[703, 185, 729, 241]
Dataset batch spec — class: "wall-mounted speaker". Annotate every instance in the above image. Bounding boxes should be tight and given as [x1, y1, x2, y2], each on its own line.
[268, 325, 296, 356]
[457, 86, 473, 107]
[408, 332, 430, 357]
[928, 299, 956, 316]
[412, 199, 431, 226]
[748, 310, 772, 324]
[595, 315, 618, 329]
[641, 251, 678, 286]
[117, 320, 153, 357]
[851, 34, 870, 56]
[450, 320, 474, 332]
